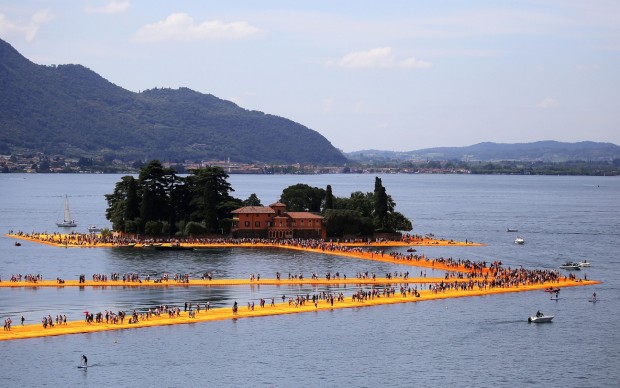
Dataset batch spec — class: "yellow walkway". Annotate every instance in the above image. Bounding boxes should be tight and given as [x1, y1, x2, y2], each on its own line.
[0, 279, 598, 341]
[6, 233, 484, 248]
[0, 276, 483, 288]
[2, 233, 599, 342]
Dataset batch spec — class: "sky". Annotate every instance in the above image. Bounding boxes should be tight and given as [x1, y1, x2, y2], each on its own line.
[1, 1, 619, 152]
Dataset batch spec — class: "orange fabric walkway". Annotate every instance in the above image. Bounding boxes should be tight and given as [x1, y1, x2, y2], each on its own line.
[0, 279, 598, 341]
[0, 276, 483, 288]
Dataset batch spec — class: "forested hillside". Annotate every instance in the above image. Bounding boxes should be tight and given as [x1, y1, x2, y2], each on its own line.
[0, 39, 346, 165]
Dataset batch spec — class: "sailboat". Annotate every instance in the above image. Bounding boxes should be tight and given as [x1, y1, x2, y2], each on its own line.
[56, 195, 77, 227]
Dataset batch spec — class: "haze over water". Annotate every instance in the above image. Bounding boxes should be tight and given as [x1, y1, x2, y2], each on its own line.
[1, 174, 619, 387]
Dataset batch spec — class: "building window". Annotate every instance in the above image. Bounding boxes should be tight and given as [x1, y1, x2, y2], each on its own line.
[244, 221, 250, 227]
[255, 221, 260, 227]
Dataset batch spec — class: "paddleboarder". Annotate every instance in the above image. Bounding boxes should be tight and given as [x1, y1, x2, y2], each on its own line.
[81, 355, 88, 368]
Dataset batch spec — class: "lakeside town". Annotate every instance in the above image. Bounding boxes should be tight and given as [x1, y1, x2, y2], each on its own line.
[2, 153, 619, 176]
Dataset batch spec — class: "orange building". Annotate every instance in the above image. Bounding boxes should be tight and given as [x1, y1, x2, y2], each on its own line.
[231, 202, 326, 239]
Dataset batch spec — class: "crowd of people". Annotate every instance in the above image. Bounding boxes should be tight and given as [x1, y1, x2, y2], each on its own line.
[9, 231, 446, 249]
[42, 314, 66, 328]
[3, 233, 592, 338]
[4, 273, 43, 283]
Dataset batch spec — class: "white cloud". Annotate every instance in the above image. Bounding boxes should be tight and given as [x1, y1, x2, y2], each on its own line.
[85, 1, 130, 15]
[133, 13, 260, 43]
[330, 47, 432, 69]
[0, 10, 53, 42]
[537, 97, 559, 109]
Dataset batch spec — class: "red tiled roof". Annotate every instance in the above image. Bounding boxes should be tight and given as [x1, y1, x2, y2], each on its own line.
[231, 206, 276, 214]
[286, 212, 324, 219]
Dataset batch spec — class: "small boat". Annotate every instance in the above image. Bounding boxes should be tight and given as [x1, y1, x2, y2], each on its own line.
[559, 262, 580, 270]
[87, 226, 102, 233]
[507, 228, 518, 232]
[577, 260, 590, 267]
[15, 242, 21, 246]
[116, 243, 136, 248]
[56, 195, 77, 227]
[514, 236, 525, 244]
[406, 248, 417, 252]
[528, 314, 554, 323]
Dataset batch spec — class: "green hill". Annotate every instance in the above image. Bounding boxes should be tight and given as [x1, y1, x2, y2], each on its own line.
[348, 141, 620, 163]
[0, 38, 347, 165]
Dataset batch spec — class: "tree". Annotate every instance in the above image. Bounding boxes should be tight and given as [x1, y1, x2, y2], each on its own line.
[373, 177, 388, 231]
[144, 220, 163, 235]
[138, 160, 177, 233]
[243, 193, 262, 206]
[185, 221, 208, 235]
[323, 209, 374, 237]
[324, 185, 333, 211]
[387, 211, 413, 232]
[106, 161, 240, 235]
[322, 179, 412, 236]
[280, 183, 325, 212]
[346, 191, 374, 217]
[124, 176, 140, 222]
[105, 175, 138, 231]
[187, 166, 235, 233]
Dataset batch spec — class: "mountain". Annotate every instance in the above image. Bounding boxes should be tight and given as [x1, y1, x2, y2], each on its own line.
[348, 141, 620, 163]
[0, 39, 347, 165]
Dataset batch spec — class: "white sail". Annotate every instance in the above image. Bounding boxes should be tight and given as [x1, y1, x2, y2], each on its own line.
[63, 195, 72, 222]
[56, 195, 77, 227]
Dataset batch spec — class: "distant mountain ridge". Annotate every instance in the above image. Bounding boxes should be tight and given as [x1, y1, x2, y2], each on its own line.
[0, 38, 347, 165]
[347, 141, 620, 162]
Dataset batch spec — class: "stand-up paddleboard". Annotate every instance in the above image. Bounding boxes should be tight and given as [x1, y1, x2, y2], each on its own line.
[550, 297, 559, 300]
[78, 365, 87, 369]
[589, 298, 597, 303]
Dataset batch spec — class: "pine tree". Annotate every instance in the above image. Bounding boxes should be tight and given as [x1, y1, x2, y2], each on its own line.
[373, 177, 388, 231]
[324, 184, 333, 211]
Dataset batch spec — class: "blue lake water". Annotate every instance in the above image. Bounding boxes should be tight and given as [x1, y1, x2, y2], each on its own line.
[1, 173, 619, 387]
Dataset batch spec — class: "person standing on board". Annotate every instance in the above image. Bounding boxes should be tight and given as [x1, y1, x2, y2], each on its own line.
[82, 355, 88, 367]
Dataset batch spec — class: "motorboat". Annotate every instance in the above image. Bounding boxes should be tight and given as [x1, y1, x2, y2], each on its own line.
[56, 195, 77, 227]
[406, 248, 417, 252]
[87, 226, 103, 233]
[577, 260, 591, 267]
[559, 262, 580, 270]
[507, 228, 518, 232]
[528, 314, 554, 323]
[514, 236, 525, 244]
